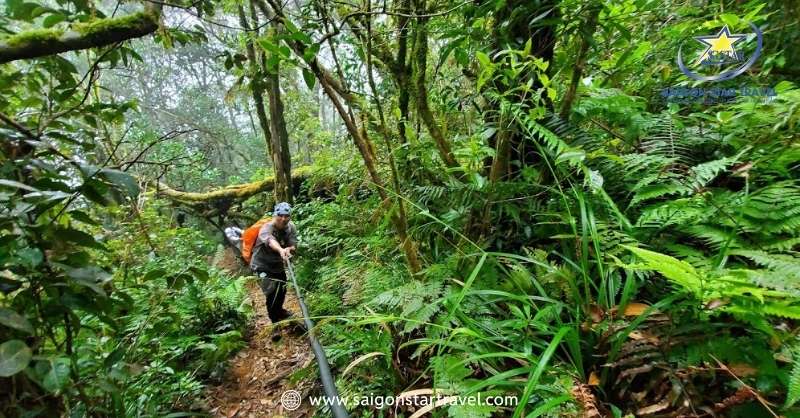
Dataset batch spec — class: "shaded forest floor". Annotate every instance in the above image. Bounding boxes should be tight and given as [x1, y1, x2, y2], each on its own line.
[205, 248, 317, 417]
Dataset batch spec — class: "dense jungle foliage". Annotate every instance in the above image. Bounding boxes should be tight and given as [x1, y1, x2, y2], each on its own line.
[1, 0, 799, 416]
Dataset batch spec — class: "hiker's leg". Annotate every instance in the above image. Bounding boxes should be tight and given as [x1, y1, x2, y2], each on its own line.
[258, 269, 290, 323]
[266, 274, 290, 322]
[274, 270, 288, 317]
[265, 280, 282, 322]
[258, 274, 281, 322]
[269, 272, 291, 321]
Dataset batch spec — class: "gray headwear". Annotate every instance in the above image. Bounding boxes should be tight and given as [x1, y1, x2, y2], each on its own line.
[273, 202, 292, 216]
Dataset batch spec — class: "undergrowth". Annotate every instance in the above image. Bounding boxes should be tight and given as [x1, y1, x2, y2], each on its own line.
[292, 81, 800, 418]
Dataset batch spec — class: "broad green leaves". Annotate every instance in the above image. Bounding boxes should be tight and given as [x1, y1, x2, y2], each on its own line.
[32, 357, 71, 392]
[0, 308, 33, 334]
[78, 164, 140, 205]
[0, 340, 32, 377]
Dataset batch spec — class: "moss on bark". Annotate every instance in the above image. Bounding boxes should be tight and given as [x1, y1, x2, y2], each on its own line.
[0, 4, 161, 63]
[152, 166, 314, 205]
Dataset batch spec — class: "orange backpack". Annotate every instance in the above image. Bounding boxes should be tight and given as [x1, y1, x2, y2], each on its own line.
[241, 217, 272, 264]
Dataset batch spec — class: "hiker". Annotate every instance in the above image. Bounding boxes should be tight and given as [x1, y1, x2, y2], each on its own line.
[250, 202, 298, 324]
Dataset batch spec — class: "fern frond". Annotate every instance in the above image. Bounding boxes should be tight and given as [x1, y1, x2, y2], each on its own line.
[760, 302, 800, 320]
[741, 182, 800, 233]
[683, 225, 743, 249]
[511, 104, 572, 157]
[686, 156, 740, 190]
[636, 198, 710, 228]
[621, 153, 675, 178]
[629, 182, 686, 207]
[621, 245, 703, 295]
[730, 250, 800, 279]
[402, 302, 442, 334]
[664, 243, 716, 270]
[729, 269, 800, 296]
[786, 346, 800, 408]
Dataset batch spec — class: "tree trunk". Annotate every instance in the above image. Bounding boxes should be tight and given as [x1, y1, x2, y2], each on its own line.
[265, 58, 293, 203]
[469, 0, 561, 240]
[254, 0, 421, 274]
[238, 5, 273, 162]
[490, 0, 559, 177]
[395, 0, 412, 175]
[559, 4, 600, 120]
[411, 0, 459, 170]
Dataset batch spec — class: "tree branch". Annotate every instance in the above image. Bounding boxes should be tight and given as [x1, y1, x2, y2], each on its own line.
[0, 2, 162, 64]
[150, 166, 314, 205]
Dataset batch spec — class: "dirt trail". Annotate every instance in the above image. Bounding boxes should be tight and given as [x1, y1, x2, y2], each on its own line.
[206, 248, 317, 418]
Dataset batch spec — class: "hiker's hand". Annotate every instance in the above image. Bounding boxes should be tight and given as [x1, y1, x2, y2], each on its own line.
[281, 248, 292, 260]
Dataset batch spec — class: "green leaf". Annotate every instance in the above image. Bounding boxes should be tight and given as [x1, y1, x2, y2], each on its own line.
[719, 13, 740, 28]
[16, 248, 43, 268]
[0, 308, 33, 334]
[555, 149, 585, 166]
[0, 179, 39, 192]
[266, 54, 280, 72]
[6, 1, 43, 20]
[34, 357, 71, 392]
[475, 51, 492, 70]
[257, 37, 278, 54]
[282, 18, 299, 34]
[302, 42, 320, 62]
[786, 347, 800, 408]
[99, 168, 139, 199]
[775, 80, 795, 94]
[0, 340, 32, 377]
[0, 271, 24, 294]
[166, 273, 191, 289]
[62, 266, 110, 296]
[68, 210, 99, 225]
[42, 13, 66, 28]
[56, 227, 105, 250]
[527, 395, 571, 418]
[143, 268, 166, 281]
[622, 245, 702, 294]
[287, 30, 312, 45]
[513, 327, 571, 418]
[189, 266, 209, 282]
[103, 347, 125, 369]
[302, 68, 316, 90]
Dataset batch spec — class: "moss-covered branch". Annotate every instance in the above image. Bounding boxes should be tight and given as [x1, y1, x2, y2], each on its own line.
[412, 6, 459, 169]
[0, 3, 161, 64]
[150, 166, 314, 205]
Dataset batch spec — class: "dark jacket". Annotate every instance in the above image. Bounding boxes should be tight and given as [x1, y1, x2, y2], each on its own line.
[249, 220, 298, 273]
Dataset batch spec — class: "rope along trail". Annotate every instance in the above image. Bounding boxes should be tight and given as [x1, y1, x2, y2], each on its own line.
[205, 247, 316, 417]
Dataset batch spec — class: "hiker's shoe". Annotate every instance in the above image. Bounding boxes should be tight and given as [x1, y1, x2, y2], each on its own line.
[276, 314, 306, 335]
[270, 328, 282, 342]
[277, 309, 295, 321]
[289, 322, 307, 335]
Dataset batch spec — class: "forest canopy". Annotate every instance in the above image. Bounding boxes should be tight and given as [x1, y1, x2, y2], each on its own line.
[1, 0, 799, 416]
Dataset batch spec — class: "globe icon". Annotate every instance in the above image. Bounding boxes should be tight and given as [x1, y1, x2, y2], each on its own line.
[281, 390, 302, 411]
